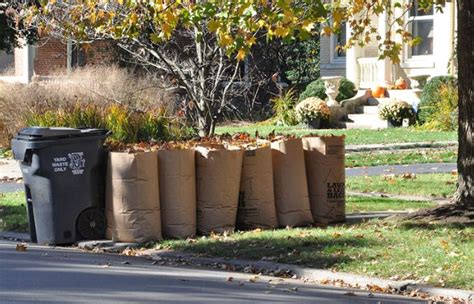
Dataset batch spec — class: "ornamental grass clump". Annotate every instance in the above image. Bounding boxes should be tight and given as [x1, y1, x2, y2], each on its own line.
[295, 97, 331, 126]
[378, 100, 415, 125]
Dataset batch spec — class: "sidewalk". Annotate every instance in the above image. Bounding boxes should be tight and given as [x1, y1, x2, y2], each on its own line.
[0, 159, 22, 179]
[346, 141, 457, 153]
[0, 159, 458, 193]
[346, 162, 457, 177]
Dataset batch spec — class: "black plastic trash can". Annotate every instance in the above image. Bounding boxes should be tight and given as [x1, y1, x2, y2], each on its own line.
[11, 127, 110, 245]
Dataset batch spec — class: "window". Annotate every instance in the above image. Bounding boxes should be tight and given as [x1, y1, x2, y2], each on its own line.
[407, 1, 433, 57]
[332, 22, 347, 60]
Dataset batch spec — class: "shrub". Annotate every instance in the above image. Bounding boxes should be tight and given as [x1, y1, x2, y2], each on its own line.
[378, 100, 415, 125]
[299, 77, 356, 102]
[271, 88, 298, 126]
[26, 104, 194, 144]
[0, 65, 176, 146]
[417, 75, 457, 124]
[281, 37, 320, 88]
[420, 84, 458, 131]
[295, 97, 331, 124]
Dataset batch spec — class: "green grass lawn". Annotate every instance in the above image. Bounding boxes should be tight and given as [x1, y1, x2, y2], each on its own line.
[161, 220, 473, 290]
[216, 125, 457, 145]
[347, 173, 457, 199]
[0, 192, 27, 232]
[0, 192, 435, 235]
[346, 196, 436, 213]
[346, 148, 457, 168]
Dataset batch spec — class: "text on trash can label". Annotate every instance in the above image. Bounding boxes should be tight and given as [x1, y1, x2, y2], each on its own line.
[51, 152, 86, 175]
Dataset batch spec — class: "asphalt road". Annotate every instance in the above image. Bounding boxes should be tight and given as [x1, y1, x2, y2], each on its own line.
[0, 240, 427, 304]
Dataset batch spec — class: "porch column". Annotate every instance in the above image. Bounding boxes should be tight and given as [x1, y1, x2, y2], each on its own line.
[377, 10, 392, 84]
[345, 22, 363, 89]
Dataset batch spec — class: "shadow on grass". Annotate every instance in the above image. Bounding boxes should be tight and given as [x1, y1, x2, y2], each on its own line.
[0, 204, 28, 232]
[171, 234, 376, 269]
[399, 221, 471, 230]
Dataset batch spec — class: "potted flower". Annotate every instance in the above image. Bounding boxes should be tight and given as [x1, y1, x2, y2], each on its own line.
[295, 97, 331, 129]
[378, 99, 415, 127]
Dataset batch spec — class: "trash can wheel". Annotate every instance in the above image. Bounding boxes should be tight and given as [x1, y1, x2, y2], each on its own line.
[76, 208, 107, 240]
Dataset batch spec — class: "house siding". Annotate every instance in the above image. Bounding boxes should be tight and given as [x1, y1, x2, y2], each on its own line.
[320, 35, 346, 77]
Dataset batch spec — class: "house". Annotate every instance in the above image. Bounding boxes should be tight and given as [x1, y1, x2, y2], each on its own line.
[320, 0, 457, 89]
[0, 38, 117, 83]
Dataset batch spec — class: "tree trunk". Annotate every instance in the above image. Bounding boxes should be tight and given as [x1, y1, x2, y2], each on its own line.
[456, 0, 474, 210]
[197, 109, 217, 137]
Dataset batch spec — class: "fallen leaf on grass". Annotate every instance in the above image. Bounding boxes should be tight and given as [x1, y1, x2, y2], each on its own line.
[15, 243, 27, 252]
[401, 173, 416, 179]
[332, 232, 342, 238]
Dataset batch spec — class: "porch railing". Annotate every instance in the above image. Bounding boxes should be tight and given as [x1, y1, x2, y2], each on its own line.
[357, 57, 378, 89]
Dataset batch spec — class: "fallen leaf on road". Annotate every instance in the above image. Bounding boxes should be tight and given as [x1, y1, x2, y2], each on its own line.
[344, 291, 356, 296]
[16, 243, 27, 252]
[248, 275, 259, 283]
[226, 277, 233, 282]
[121, 261, 130, 265]
[122, 247, 137, 256]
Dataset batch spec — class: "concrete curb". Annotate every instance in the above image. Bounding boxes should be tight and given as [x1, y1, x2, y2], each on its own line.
[346, 141, 458, 153]
[148, 250, 473, 302]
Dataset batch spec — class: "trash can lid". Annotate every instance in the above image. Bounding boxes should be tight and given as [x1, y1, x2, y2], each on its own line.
[15, 127, 109, 141]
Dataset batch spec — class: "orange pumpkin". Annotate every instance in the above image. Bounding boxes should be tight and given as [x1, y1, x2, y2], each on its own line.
[395, 77, 408, 90]
[372, 85, 386, 98]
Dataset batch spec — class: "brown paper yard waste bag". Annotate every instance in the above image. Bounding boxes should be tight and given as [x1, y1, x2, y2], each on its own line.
[303, 136, 346, 224]
[195, 145, 244, 235]
[237, 144, 278, 230]
[271, 138, 313, 227]
[158, 149, 196, 239]
[106, 151, 162, 242]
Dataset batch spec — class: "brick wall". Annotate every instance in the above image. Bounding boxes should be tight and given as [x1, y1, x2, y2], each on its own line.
[33, 38, 118, 76]
[81, 40, 118, 66]
[33, 38, 68, 75]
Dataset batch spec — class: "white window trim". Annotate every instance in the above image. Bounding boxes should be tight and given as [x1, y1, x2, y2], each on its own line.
[402, 5, 434, 68]
[329, 22, 347, 65]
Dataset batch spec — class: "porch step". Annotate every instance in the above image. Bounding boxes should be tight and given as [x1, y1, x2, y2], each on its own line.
[367, 97, 393, 106]
[355, 105, 379, 115]
[346, 113, 388, 129]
